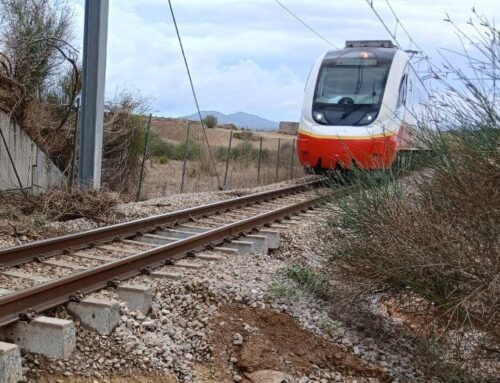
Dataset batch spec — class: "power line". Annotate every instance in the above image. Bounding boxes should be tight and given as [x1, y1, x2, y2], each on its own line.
[364, 0, 432, 95]
[383, 0, 426, 56]
[167, 0, 222, 189]
[273, 0, 339, 49]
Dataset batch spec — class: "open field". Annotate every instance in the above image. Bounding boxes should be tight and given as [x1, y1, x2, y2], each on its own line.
[151, 117, 295, 150]
[137, 118, 303, 199]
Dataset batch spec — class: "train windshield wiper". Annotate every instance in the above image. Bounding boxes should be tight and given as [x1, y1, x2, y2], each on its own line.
[340, 92, 377, 119]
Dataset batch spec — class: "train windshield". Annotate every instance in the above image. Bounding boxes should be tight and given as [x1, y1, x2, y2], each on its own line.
[313, 53, 392, 126]
[315, 63, 389, 105]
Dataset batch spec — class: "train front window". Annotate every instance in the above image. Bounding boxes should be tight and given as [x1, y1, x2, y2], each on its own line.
[315, 64, 389, 105]
[312, 56, 392, 126]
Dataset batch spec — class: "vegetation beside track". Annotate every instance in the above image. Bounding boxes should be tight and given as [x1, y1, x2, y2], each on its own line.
[322, 14, 499, 382]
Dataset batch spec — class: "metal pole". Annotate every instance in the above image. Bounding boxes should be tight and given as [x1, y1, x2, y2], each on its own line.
[69, 98, 80, 187]
[79, 0, 109, 189]
[136, 114, 152, 202]
[275, 138, 281, 182]
[180, 122, 192, 193]
[223, 130, 233, 189]
[257, 136, 263, 184]
[290, 138, 296, 180]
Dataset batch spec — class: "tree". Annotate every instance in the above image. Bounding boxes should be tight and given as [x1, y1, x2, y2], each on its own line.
[0, 0, 75, 100]
[202, 114, 218, 129]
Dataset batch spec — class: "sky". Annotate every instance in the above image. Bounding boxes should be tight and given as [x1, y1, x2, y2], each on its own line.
[66, 0, 498, 122]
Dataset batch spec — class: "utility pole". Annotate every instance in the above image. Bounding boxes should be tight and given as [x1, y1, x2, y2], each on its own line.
[79, 0, 109, 188]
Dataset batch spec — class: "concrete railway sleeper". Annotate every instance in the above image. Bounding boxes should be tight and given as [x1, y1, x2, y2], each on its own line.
[0, 179, 322, 267]
[0, 194, 323, 328]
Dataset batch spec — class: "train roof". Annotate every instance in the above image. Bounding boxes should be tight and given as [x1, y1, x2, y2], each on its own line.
[322, 40, 399, 62]
[323, 47, 399, 62]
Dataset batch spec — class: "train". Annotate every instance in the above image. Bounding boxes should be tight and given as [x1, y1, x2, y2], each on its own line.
[297, 40, 426, 172]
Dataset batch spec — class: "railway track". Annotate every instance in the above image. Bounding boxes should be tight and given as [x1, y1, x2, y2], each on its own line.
[0, 180, 325, 328]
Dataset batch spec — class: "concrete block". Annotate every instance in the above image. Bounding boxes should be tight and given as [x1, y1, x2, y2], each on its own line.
[0, 288, 13, 297]
[73, 252, 115, 262]
[0, 342, 22, 383]
[116, 284, 153, 314]
[150, 271, 183, 280]
[158, 229, 193, 239]
[258, 230, 280, 250]
[97, 245, 136, 255]
[140, 234, 175, 245]
[270, 224, 289, 230]
[67, 297, 120, 336]
[195, 253, 223, 262]
[42, 259, 87, 271]
[122, 239, 157, 248]
[177, 225, 210, 233]
[1, 270, 52, 283]
[213, 247, 238, 254]
[174, 260, 203, 269]
[245, 235, 268, 254]
[0, 317, 75, 359]
[224, 240, 255, 255]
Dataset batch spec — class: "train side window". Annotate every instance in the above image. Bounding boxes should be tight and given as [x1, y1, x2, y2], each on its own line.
[396, 75, 408, 108]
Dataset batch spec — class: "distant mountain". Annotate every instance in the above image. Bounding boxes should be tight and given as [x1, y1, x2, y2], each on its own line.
[182, 111, 278, 131]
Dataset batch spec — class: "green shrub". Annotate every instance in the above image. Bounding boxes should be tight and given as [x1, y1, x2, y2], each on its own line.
[147, 132, 205, 161]
[175, 138, 205, 160]
[202, 114, 217, 129]
[215, 142, 272, 165]
[156, 155, 168, 164]
[148, 132, 177, 158]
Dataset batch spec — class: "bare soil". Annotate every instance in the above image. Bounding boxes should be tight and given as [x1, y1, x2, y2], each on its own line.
[202, 305, 391, 382]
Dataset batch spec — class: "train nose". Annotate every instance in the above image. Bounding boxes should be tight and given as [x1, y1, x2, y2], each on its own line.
[297, 133, 397, 170]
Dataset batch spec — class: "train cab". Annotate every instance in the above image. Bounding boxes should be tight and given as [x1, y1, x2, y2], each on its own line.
[297, 40, 421, 171]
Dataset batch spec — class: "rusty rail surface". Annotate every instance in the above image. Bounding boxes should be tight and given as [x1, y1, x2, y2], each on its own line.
[0, 195, 322, 327]
[0, 179, 322, 267]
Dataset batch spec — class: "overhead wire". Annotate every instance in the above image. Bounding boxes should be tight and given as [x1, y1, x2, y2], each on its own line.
[167, 0, 222, 189]
[272, 0, 339, 49]
[364, 0, 433, 95]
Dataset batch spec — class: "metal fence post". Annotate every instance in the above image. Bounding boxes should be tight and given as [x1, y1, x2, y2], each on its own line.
[69, 98, 80, 187]
[0, 122, 24, 191]
[290, 138, 296, 180]
[180, 122, 192, 193]
[136, 113, 152, 202]
[223, 130, 233, 189]
[275, 138, 281, 183]
[257, 136, 263, 184]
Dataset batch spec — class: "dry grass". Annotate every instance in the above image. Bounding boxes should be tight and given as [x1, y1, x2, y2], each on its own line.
[0, 186, 121, 223]
[140, 158, 305, 198]
[151, 119, 294, 151]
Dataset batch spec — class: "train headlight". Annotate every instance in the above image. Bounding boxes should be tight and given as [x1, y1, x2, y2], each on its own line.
[313, 111, 326, 124]
[358, 111, 377, 125]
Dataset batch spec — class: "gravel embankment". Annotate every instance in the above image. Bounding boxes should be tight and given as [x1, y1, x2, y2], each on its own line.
[24, 194, 420, 383]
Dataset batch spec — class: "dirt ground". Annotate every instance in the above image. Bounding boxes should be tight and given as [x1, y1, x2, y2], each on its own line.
[198, 305, 391, 383]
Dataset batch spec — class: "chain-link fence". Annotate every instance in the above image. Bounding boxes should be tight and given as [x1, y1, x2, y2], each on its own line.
[135, 118, 304, 201]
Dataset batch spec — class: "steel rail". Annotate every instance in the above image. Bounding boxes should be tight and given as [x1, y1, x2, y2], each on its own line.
[0, 180, 321, 267]
[0, 195, 322, 327]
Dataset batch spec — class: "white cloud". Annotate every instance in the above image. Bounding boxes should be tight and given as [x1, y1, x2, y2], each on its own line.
[67, 0, 498, 121]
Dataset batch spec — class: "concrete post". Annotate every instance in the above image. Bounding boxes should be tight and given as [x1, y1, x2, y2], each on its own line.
[79, 0, 109, 188]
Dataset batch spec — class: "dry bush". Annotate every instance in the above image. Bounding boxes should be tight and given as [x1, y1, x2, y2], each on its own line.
[325, 13, 499, 381]
[101, 92, 150, 196]
[0, 186, 121, 223]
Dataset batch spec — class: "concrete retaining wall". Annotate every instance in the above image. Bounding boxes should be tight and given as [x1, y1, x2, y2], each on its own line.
[0, 111, 63, 192]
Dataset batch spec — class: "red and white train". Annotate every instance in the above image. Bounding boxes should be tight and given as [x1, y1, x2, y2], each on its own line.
[297, 40, 426, 171]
